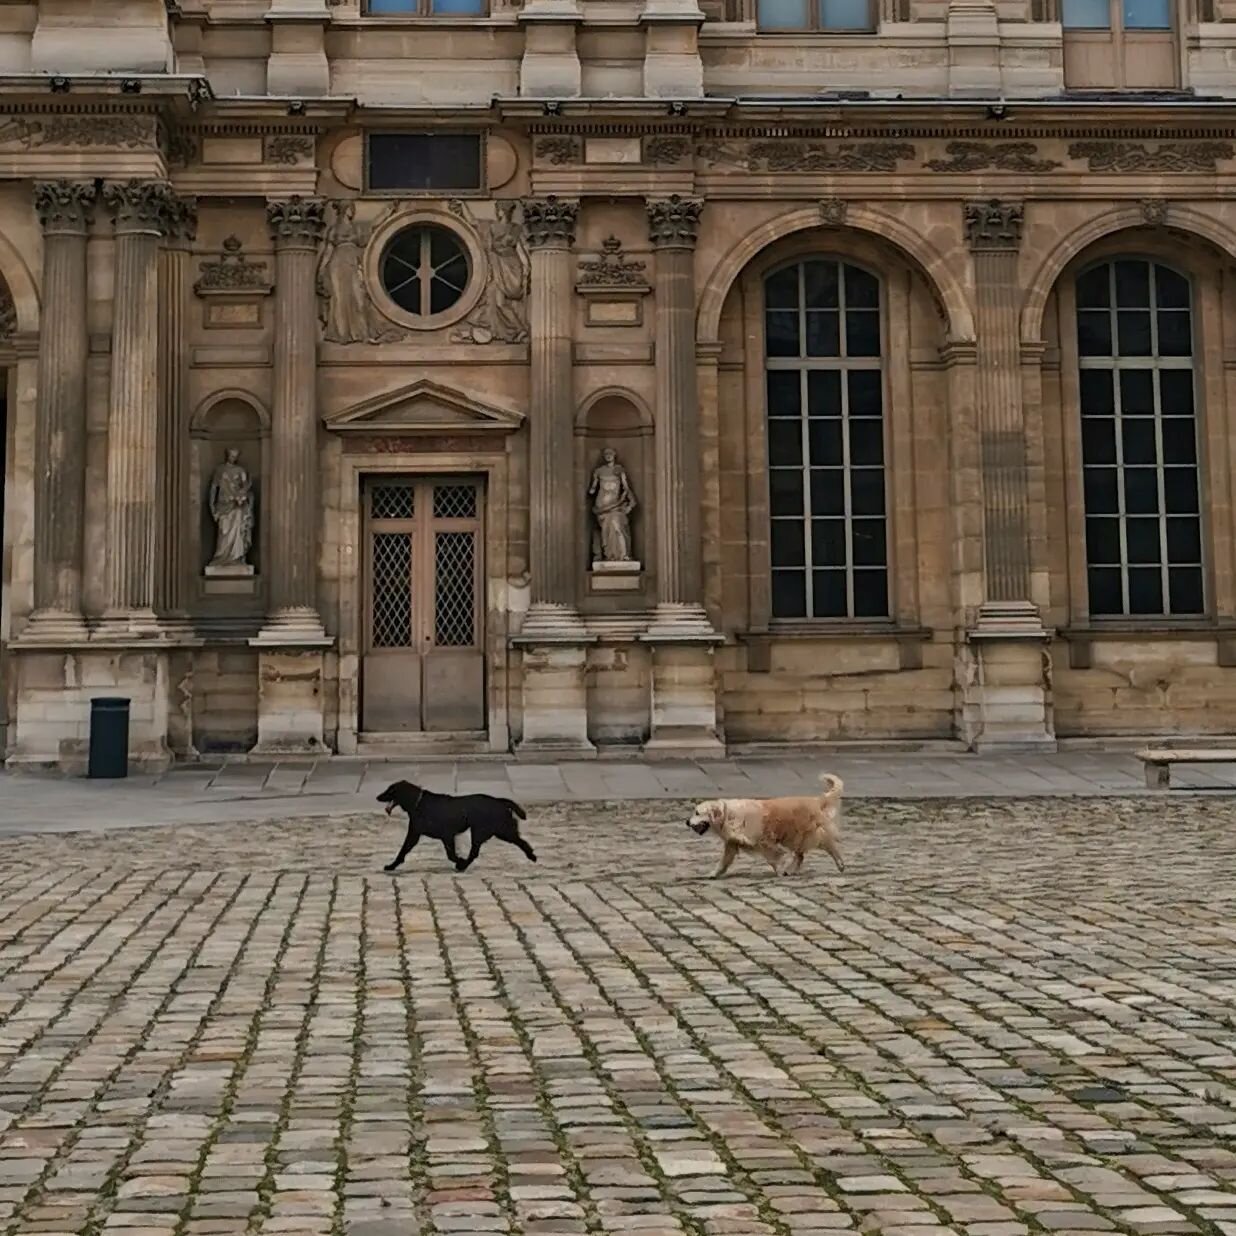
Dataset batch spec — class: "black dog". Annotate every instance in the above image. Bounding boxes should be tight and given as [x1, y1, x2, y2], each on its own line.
[376, 780, 537, 873]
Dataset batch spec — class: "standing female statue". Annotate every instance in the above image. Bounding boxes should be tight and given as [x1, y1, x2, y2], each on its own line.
[317, 200, 373, 344]
[208, 449, 255, 568]
[589, 448, 637, 564]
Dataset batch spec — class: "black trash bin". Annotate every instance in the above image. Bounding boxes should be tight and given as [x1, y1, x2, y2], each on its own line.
[88, 697, 130, 779]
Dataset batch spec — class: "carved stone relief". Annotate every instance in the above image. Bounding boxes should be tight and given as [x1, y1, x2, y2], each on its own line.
[449, 199, 531, 344]
[647, 196, 703, 248]
[1068, 140, 1234, 173]
[533, 136, 582, 165]
[643, 136, 692, 166]
[964, 200, 1024, 251]
[196, 236, 271, 293]
[0, 280, 15, 342]
[818, 199, 848, 228]
[589, 448, 638, 566]
[264, 134, 316, 165]
[33, 180, 98, 234]
[1140, 199, 1169, 227]
[926, 142, 1061, 173]
[576, 237, 648, 289]
[699, 140, 915, 173]
[0, 114, 156, 150]
[206, 448, 256, 576]
[317, 200, 379, 344]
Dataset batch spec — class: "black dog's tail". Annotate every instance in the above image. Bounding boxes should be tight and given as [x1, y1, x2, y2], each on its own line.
[502, 798, 527, 821]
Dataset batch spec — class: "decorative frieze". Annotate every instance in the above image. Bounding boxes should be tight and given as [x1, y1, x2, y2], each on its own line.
[0, 114, 156, 150]
[1068, 140, 1234, 173]
[164, 130, 199, 168]
[927, 142, 1061, 173]
[522, 196, 579, 250]
[103, 179, 178, 234]
[34, 180, 98, 235]
[644, 136, 692, 166]
[699, 140, 915, 173]
[264, 134, 316, 165]
[533, 136, 582, 165]
[964, 200, 1024, 251]
[266, 196, 326, 250]
[647, 195, 702, 249]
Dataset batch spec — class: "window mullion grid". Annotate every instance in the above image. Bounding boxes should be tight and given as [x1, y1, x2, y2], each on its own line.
[839, 267, 854, 619]
[1147, 264, 1172, 614]
[797, 263, 814, 618]
[1107, 264, 1132, 615]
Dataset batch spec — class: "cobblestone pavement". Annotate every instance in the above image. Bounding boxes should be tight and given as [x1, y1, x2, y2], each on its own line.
[1, 798, 1235, 1236]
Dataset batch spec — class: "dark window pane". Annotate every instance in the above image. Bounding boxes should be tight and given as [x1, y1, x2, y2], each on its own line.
[808, 419, 843, 466]
[1159, 370, 1194, 417]
[768, 420, 803, 467]
[1079, 369, 1115, 417]
[812, 570, 847, 617]
[1081, 418, 1116, 465]
[1166, 517, 1201, 563]
[844, 265, 879, 309]
[766, 311, 800, 357]
[1164, 467, 1200, 514]
[767, 370, 802, 417]
[1085, 516, 1121, 565]
[1126, 517, 1162, 564]
[852, 569, 888, 618]
[849, 419, 884, 466]
[851, 468, 885, 516]
[367, 133, 483, 192]
[1125, 468, 1160, 514]
[1155, 265, 1190, 308]
[1168, 566, 1204, 614]
[1117, 310, 1152, 356]
[1162, 418, 1197, 465]
[851, 518, 886, 566]
[1077, 311, 1112, 356]
[1121, 419, 1158, 466]
[807, 369, 842, 417]
[802, 261, 839, 309]
[429, 274, 457, 313]
[845, 310, 880, 358]
[771, 520, 806, 567]
[847, 370, 883, 417]
[765, 265, 799, 310]
[1157, 311, 1192, 357]
[769, 469, 804, 517]
[1115, 260, 1150, 308]
[1119, 369, 1154, 415]
[1128, 567, 1164, 614]
[1076, 264, 1111, 307]
[1088, 566, 1123, 615]
[811, 519, 846, 566]
[1083, 467, 1119, 515]
[772, 569, 807, 618]
[809, 469, 845, 516]
[805, 311, 840, 357]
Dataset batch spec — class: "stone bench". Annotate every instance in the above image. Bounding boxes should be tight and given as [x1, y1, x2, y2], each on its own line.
[1137, 748, 1236, 789]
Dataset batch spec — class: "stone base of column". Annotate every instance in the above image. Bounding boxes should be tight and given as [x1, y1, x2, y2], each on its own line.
[15, 609, 91, 646]
[642, 603, 721, 644]
[250, 647, 331, 756]
[515, 642, 596, 756]
[640, 640, 725, 759]
[252, 608, 329, 647]
[5, 647, 173, 774]
[957, 623, 1056, 752]
[94, 608, 168, 642]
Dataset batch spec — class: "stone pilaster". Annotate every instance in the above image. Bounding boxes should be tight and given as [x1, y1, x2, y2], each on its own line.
[641, 195, 722, 756]
[946, 0, 1001, 97]
[640, 0, 705, 98]
[256, 196, 327, 646]
[517, 0, 583, 97]
[962, 199, 1054, 750]
[156, 196, 197, 626]
[23, 180, 96, 643]
[98, 179, 175, 636]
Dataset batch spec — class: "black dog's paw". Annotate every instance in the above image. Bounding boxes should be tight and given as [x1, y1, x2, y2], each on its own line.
[383, 861, 402, 873]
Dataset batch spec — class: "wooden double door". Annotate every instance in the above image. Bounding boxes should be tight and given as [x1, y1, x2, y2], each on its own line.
[361, 476, 485, 733]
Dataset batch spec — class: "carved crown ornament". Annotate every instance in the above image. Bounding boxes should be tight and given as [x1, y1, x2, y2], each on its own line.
[195, 235, 271, 295]
[576, 237, 649, 291]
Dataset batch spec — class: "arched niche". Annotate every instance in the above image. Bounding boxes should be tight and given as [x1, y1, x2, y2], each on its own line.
[574, 389, 654, 606]
[190, 392, 269, 590]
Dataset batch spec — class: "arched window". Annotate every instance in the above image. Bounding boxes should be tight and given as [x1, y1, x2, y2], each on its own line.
[1076, 258, 1203, 617]
[765, 258, 888, 620]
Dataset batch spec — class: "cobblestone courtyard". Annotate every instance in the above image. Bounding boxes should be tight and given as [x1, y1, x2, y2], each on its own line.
[1, 797, 1235, 1236]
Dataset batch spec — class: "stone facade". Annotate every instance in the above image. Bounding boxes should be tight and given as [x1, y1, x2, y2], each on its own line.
[3, 1, 1236, 767]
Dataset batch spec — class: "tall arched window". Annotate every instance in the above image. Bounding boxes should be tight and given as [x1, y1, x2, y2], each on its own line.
[1076, 258, 1203, 617]
[765, 258, 887, 620]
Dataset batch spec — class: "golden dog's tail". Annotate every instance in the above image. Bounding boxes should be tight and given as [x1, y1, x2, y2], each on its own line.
[819, 772, 844, 803]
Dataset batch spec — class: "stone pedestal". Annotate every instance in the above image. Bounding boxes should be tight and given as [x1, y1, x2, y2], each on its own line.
[959, 632, 1055, 752]
[642, 641, 724, 757]
[251, 647, 328, 755]
[516, 643, 594, 755]
[589, 561, 642, 593]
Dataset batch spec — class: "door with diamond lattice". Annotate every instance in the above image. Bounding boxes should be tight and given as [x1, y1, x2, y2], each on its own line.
[362, 477, 485, 733]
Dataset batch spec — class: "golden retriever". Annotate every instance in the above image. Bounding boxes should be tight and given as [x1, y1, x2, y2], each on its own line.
[686, 773, 845, 878]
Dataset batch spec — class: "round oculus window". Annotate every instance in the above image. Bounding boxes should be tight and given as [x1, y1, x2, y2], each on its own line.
[379, 224, 470, 318]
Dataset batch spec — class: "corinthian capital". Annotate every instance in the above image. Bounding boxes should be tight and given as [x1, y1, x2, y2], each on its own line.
[266, 196, 326, 250]
[34, 180, 98, 236]
[964, 199, 1024, 252]
[647, 195, 703, 250]
[522, 196, 578, 250]
[103, 179, 178, 235]
[164, 194, 198, 244]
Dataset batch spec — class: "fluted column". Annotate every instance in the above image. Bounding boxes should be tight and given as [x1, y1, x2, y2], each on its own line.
[156, 195, 197, 622]
[645, 195, 715, 639]
[966, 199, 1041, 632]
[25, 180, 96, 641]
[100, 179, 174, 633]
[520, 195, 588, 641]
[258, 196, 327, 642]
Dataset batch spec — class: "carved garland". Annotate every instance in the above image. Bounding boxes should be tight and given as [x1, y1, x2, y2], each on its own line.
[0, 114, 155, 150]
[927, 142, 1061, 173]
[264, 134, 316, 165]
[699, 139, 915, 173]
[1068, 140, 1234, 173]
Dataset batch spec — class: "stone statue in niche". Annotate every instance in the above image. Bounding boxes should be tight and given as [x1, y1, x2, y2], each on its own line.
[317, 200, 374, 344]
[589, 448, 638, 566]
[206, 449, 255, 576]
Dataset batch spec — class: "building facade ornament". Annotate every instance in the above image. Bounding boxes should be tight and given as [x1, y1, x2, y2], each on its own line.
[102, 179, 178, 234]
[533, 136, 582, 165]
[163, 194, 198, 243]
[33, 179, 98, 235]
[317, 200, 376, 344]
[522, 196, 579, 251]
[0, 114, 156, 150]
[576, 237, 647, 288]
[699, 139, 915, 173]
[927, 141, 1061, 173]
[264, 134, 316, 165]
[267, 196, 327, 250]
[644, 136, 692, 166]
[589, 448, 638, 565]
[647, 195, 703, 249]
[1140, 199, 1169, 227]
[1068, 140, 1234, 173]
[0, 280, 14, 341]
[449, 199, 531, 344]
[818, 198, 848, 228]
[195, 236, 271, 293]
[964, 199, 1024, 251]
[207, 449, 256, 572]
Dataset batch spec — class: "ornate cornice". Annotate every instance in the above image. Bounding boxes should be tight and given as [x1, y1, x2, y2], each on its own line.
[33, 179, 98, 235]
[103, 179, 178, 235]
[266, 196, 326, 250]
[647, 195, 702, 249]
[522, 196, 578, 250]
[964, 199, 1024, 252]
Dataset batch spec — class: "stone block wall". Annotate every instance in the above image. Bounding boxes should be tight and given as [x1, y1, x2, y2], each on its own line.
[191, 648, 259, 754]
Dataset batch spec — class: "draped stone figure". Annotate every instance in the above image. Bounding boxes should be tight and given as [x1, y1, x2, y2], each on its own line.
[589, 448, 637, 564]
[317, 199, 373, 344]
[208, 449, 255, 570]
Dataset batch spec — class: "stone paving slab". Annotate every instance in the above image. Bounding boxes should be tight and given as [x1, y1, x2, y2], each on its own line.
[0, 797, 1235, 1235]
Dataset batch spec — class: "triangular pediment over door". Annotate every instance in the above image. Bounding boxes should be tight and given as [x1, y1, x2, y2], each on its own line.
[321, 379, 526, 436]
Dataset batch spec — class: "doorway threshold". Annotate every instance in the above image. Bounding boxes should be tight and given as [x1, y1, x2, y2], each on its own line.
[356, 731, 495, 758]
